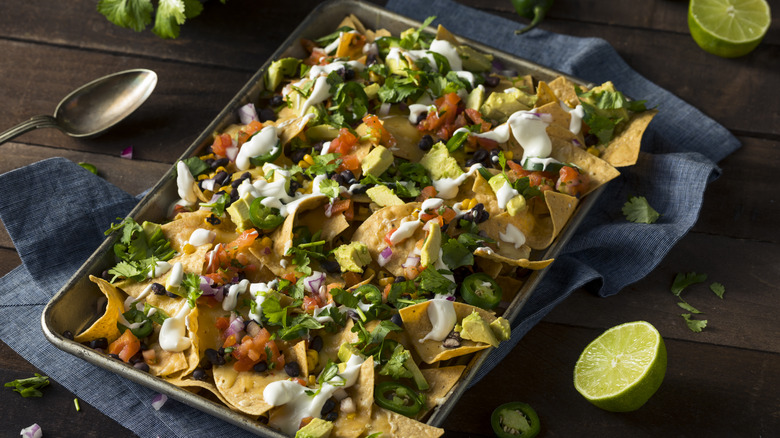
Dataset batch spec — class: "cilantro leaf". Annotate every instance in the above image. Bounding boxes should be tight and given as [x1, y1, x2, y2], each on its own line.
[710, 282, 725, 299]
[277, 313, 324, 341]
[622, 196, 660, 224]
[4, 374, 50, 398]
[319, 179, 341, 200]
[152, 0, 188, 39]
[441, 238, 474, 270]
[671, 272, 707, 296]
[200, 192, 230, 217]
[681, 313, 707, 333]
[677, 301, 702, 314]
[379, 344, 413, 379]
[417, 267, 456, 295]
[97, 0, 154, 32]
[180, 156, 210, 178]
[181, 273, 203, 308]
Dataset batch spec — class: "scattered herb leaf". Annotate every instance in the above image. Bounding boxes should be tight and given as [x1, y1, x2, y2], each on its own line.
[622, 196, 660, 224]
[681, 313, 707, 333]
[671, 272, 707, 296]
[710, 282, 725, 299]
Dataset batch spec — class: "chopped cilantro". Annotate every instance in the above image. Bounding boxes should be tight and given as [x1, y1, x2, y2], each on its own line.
[319, 178, 341, 200]
[417, 266, 456, 296]
[676, 300, 702, 314]
[104, 217, 176, 282]
[180, 157, 210, 177]
[622, 196, 660, 224]
[200, 192, 230, 217]
[681, 313, 707, 333]
[710, 282, 725, 299]
[379, 344, 413, 379]
[441, 238, 474, 270]
[671, 272, 707, 296]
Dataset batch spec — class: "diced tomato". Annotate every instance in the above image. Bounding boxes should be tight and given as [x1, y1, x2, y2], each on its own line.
[142, 348, 156, 365]
[226, 229, 259, 259]
[244, 120, 263, 136]
[299, 417, 314, 429]
[420, 212, 437, 222]
[337, 153, 360, 173]
[330, 128, 359, 155]
[108, 329, 141, 363]
[556, 166, 590, 198]
[417, 185, 437, 202]
[384, 228, 398, 247]
[329, 199, 353, 221]
[362, 114, 397, 147]
[464, 108, 492, 132]
[418, 92, 460, 134]
[282, 273, 298, 283]
[210, 133, 233, 157]
[475, 136, 500, 150]
[215, 317, 230, 331]
[231, 328, 280, 372]
[302, 295, 324, 314]
[440, 207, 457, 224]
[223, 334, 237, 349]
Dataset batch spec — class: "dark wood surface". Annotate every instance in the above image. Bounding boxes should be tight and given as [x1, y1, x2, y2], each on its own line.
[1, 0, 778, 436]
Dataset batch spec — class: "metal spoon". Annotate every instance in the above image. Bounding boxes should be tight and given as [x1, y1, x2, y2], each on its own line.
[0, 69, 157, 145]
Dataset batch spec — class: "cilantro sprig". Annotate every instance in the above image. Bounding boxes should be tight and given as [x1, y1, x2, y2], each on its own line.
[104, 218, 176, 282]
[669, 272, 726, 332]
[623, 196, 660, 224]
[98, 0, 225, 39]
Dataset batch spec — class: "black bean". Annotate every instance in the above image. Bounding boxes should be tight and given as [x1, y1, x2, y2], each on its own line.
[258, 416, 269, 425]
[192, 368, 207, 381]
[344, 68, 356, 81]
[339, 170, 357, 186]
[474, 208, 489, 224]
[151, 283, 166, 295]
[312, 141, 325, 154]
[212, 158, 230, 169]
[309, 336, 324, 352]
[418, 134, 434, 151]
[585, 133, 599, 147]
[269, 95, 284, 107]
[442, 331, 462, 349]
[258, 108, 276, 122]
[416, 112, 428, 125]
[473, 148, 489, 163]
[287, 180, 302, 197]
[284, 361, 301, 377]
[351, 185, 369, 194]
[134, 362, 150, 373]
[394, 276, 407, 283]
[254, 361, 268, 373]
[390, 313, 404, 328]
[63, 330, 74, 340]
[321, 398, 336, 415]
[101, 269, 112, 282]
[290, 148, 309, 164]
[484, 75, 501, 88]
[320, 260, 341, 274]
[366, 54, 378, 66]
[129, 350, 144, 364]
[205, 348, 226, 366]
[90, 338, 108, 350]
[213, 170, 229, 186]
[206, 214, 222, 226]
[324, 411, 339, 422]
[166, 290, 179, 298]
[489, 149, 501, 165]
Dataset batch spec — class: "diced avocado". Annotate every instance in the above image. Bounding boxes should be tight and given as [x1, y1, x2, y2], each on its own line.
[488, 174, 510, 194]
[466, 85, 485, 111]
[480, 88, 536, 123]
[333, 241, 372, 273]
[295, 417, 333, 438]
[363, 83, 380, 100]
[366, 185, 404, 207]
[142, 221, 162, 242]
[580, 81, 630, 121]
[420, 142, 464, 180]
[337, 343, 361, 363]
[226, 195, 254, 232]
[459, 311, 499, 347]
[420, 221, 441, 268]
[306, 125, 340, 141]
[404, 350, 430, 391]
[386, 55, 409, 77]
[456, 45, 493, 72]
[361, 145, 394, 178]
[505, 195, 527, 216]
[264, 58, 301, 92]
[490, 317, 511, 342]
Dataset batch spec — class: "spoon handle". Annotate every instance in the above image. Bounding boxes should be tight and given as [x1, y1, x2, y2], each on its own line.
[0, 115, 60, 145]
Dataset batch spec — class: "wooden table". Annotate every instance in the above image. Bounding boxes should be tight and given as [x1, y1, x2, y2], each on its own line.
[1, 0, 778, 436]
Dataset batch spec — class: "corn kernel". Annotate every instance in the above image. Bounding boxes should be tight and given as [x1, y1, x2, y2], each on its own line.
[201, 153, 215, 160]
[468, 198, 478, 210]
[298, 160, 310, 169]
[260, 237, 272, 248]
[378, 276, 394, 287]
[303, 154, 316, 166]
[505, 150, 514, 160]
[308, 375, 316, 386]
[183, 243, 196, 254]
[347, 413, 356, 420]
[306, 349, 319, 371]
[364, 268, 375, 279]
[586, 146, 600, 156]
[215, 166, 227, 174]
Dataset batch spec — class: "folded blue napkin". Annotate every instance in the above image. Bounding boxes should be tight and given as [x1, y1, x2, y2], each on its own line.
[0, 0, 739, 436]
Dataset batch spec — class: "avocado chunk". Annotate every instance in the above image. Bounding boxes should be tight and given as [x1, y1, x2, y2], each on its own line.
[419, 221, 441, 268]
[466, 85, 485, 111]
[385, 54, 409, 77]
[490, 317, 511, 342]
[265, 58, 301, 92]
[420, 142, 464, 180]
[361, 145, 394, 177]
[306, 124, 340, 141]
[363, 82, 380, 100]
[142, 221, 163, 242]
[333, 241, 372, 273]
[226, 195, 254, 232]
[366, 185, 404, 207]
[459, 311, 500, 347]
[480, 88, 536, 123]
[295, 417, 333, 438]
[488, 174, 510, 194]
[505, 194, 527, 216]
[456, 45, 493, 72]
[337, 343, 362, 363]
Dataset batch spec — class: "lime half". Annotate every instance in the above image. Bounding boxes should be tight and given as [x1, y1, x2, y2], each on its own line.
[688, 0, 771, 58]
[573, 321, 666, 412]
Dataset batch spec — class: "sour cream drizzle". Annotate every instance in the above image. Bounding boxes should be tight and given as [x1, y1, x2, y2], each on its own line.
[222, 279, 250, 312]
[474, 110, 553, 162]
[432, 164, 483, 199]
[421, 297, 457, 343]
[264, 354, 365, 435]
[176, 161, 197, 206]
[158, 304, 192, 352]
[499, 223, 527, 249]
[236, 125, 279, 171]
[188, 228, 215, 247]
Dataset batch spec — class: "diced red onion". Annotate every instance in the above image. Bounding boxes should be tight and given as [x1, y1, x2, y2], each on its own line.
[572, 138, 582, 147]
[20, 423, 42, 438]
[199, 276, 218, 296]
[402, 255, 420, 268]
[378, 102, 391, 117]
[151, 393, 168, 411]
[224, 315, 245, 340]
[377, 247, 393, 267]
[120, 146, 133, 159]
[303, 271, 326, 294]
[201, 178, 217, 192]
[340, 396, 356, 414]
[225, 146, 239, 161]
[445, 295, 456, 301]
[238, 103, 259, 125]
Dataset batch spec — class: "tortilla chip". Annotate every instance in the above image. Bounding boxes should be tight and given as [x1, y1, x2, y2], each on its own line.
[478, 212, 535, 260]
[368, 407, 445, 437]
[271, 195, 327, 256]
[435, 25, 459, 46]
[549, 134, 620, 195]
[417, 365, 466, 419]
[495, 275, 525, 305]
[535, 81, 559, 108]
[600, 109, 658, 167]
[338, 14, 366, 35]
[297, 205, 350, 243]
[163, 209, 237, 252]
[399, 301, 496, 364]
[474, 246, 553, 270]
[212, 365, 284, 416]
[74, 276, 126, 343]
[116, 244, 211, 298]
[332, 357, 375, 438]
[350, 203, 422, 277]
[382, 115, 425, 162]
[536, 101, 573, 132]
[163, 375, 237, 410]
[548, 76, 581, 108]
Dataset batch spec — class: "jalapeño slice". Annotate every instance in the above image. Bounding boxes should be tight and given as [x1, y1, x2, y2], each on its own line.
[460, 273, 502, 309]
[249, 197, 284, 230]
[491, 402, 540, 438]
[374, 381, 425, 417]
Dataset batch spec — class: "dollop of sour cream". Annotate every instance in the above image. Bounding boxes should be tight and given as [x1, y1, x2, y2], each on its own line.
[420, 297, 457, 343]
[222, 279, 250, 311]
[499, 223, 527, 249]
[159, 304, 192, 352]
[235, 125, 278, 171]
[176, 161, 197, 206]
[263, 354, 365, 435]
[473, 110, 553, 162]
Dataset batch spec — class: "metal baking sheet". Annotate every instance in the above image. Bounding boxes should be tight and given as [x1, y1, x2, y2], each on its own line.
[41, 0, 602, 436]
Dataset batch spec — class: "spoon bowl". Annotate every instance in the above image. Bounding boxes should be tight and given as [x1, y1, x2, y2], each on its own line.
[0, 69, 157, 144]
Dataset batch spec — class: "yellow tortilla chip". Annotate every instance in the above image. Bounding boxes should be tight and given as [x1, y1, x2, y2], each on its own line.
[600, 109, 658, 167]
[350, 203, 421, 277]
[417, 365, 466, 419]
[368, 406, 445, 437]
[399, 301, 496, 364]
[549, 134, 620, 195]
[535, 81, 559, 108]
[332, 357, 375, 438]
[382, 115, 425, 162]
[271, 195, 327, 256]
[163, 375, 237, 411]
[74, 276, 126, 343]
[548, 76, 581, 108]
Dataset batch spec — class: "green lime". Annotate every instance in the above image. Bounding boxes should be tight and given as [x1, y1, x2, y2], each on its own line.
[688, 0, 771, 58]
[573, 321, 666, 412]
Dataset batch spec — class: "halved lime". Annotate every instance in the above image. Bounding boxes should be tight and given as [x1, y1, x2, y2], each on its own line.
[573, 321, 666, 412]
[688, 0, 771, 58]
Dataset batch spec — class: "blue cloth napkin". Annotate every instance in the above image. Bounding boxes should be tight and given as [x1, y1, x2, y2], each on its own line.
[0, 0, 739, 436]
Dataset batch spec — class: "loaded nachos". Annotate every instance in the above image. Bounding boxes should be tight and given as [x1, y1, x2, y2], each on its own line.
[71, 14, 655, 438]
